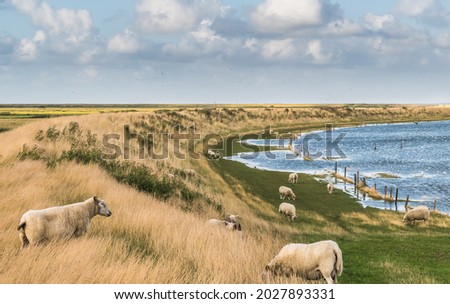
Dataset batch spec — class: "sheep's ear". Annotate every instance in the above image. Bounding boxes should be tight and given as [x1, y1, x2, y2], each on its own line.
[93, 196, 99, 204]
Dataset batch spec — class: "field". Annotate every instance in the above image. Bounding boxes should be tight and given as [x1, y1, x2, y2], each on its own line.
[0, 104, 449, 283]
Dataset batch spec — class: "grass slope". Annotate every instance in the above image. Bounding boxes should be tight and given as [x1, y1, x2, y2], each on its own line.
[212, 158, 450, 283]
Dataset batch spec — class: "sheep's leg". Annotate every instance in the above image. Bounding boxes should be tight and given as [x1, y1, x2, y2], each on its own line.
[323, 275, 335, 284]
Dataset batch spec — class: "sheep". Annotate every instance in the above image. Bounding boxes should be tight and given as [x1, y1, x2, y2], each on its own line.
[207, 149, 222, 160]
[279, 202, 297, 221]
[17, 196, 112, 248]
[184, 169, 196, 178]
[279, 186, 296, 200]
[206, 219, 242, 237]
[224, 214, 240, 223]
[262, 240, 343, 284]
[327, 182, 334, 194]
[403, 205, 430, 224]
[288, 173, 298, 184]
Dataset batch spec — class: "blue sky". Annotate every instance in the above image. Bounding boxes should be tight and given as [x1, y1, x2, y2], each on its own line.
[1, 0, 450, 104]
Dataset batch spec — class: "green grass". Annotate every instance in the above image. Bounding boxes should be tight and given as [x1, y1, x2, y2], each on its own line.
[212, 158, 450, 283]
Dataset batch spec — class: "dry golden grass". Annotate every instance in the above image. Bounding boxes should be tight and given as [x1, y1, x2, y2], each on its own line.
[0, 113, 300, 284]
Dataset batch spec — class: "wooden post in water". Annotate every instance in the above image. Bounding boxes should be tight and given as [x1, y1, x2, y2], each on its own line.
[374, 183, 377, 191]
[389, 187, 393, 199]
[384, 186, 387, 202]
[354, 174, 357, 194]
[395, 188, 399, 211]
[335, 162, 337, 174]
[344, 167, 347, 191]
[434, 198, 437, 213]
[405, 195, 410, 211]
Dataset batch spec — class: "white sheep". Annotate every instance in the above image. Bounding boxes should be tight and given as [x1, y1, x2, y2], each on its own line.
[224, 214, 240, 223]
[17, 196, 112, 248]
[262, 240, 343, 284]
[279, 202, 297, 221]
[327, 182, 334, 194]
[206, 219, 242, 236]
[288, 173, 298, 184]
[207, 149, 222, 160]
[403, 205, 430, 224]
[279, 186, 296, 200]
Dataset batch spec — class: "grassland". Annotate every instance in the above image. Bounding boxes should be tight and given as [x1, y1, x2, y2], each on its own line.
[0, 104, 449, 284]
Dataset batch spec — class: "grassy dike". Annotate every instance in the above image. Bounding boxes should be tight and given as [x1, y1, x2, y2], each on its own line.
[210, 132, 450, 283]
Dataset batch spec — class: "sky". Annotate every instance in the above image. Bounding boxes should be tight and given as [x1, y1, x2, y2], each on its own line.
[1, 0, 450, 104]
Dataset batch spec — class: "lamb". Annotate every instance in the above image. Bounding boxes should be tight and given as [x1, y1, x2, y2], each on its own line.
[279, 186, 296, 200]
[262, 240, 343, 284]
[288, 173, 298, 184]
[403, 205, 430, 224]
[327, 182, 334, 194]
[279, 202, 297, 221]
[17, 196, 112, 248]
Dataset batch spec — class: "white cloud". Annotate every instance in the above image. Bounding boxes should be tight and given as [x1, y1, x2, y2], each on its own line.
[307, 39, 331, 64]
[15, 30, 46, 61]
[107, 29, 141, 54]
[396, 0, 450, 27]
[163, 19, 227, 56]
[397, 0, 435, 16]
[364, 13, 395, 31]
[135, 0, 227, 34]
[250, 0, 340, 33]
[324, 18, 363, 36]
[261, 39, 295, 60]
[11, 0, 93, 49]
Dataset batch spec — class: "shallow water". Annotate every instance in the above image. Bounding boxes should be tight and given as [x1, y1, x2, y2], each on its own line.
[227, 120, 450, 213]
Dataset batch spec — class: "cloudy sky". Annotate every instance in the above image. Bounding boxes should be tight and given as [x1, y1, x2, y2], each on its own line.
[1, 0, 450, 104]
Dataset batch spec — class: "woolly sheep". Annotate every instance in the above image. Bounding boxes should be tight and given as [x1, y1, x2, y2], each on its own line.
[224, 214, 240, 223]
[17, 196, 112, 248]
[279, 186, 296, 200]
[279, 202, 297, 221]
[403, 205, 430, 224]
[288, 173, 298, 184]
[327, 182, 334, 194]
[207, 149, 222, 160]
[262, 240, 343, 284]
[206, 219, 242, 235]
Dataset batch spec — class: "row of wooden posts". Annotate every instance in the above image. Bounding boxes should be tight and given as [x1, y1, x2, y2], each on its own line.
[333, 162, 438, 212]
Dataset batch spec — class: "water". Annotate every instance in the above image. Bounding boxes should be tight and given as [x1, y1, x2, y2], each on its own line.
[227, 120, 450, 213]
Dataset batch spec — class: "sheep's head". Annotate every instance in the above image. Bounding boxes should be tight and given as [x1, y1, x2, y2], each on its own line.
[94, 196, 112, 217]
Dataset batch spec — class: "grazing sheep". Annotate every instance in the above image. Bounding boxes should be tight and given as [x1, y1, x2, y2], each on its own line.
[17, 196, 112, 248]
[206, 219, 242, 235]
[262, 240, 343, 284]
[403, 205, 430, 224]
[279, 202, 297, 221]
[279, 186, 296, 200]
[184, 169, 196, 178]
[207, 149, 222, 160]
[288, 173, 298, 184]
[327, 182, 334, 194]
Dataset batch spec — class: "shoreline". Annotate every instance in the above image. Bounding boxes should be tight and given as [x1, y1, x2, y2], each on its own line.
[225, 119, 450, 214]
